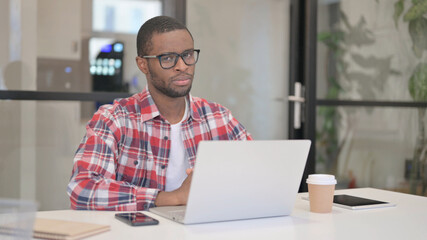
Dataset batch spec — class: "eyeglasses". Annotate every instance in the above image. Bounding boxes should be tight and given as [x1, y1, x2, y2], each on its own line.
[141, 49, 200, 69]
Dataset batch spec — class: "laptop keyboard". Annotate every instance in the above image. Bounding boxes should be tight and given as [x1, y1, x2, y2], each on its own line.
[170, 210, 185, 221]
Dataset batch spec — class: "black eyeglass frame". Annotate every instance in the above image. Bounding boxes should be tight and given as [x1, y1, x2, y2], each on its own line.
[141, 49, 200, 69]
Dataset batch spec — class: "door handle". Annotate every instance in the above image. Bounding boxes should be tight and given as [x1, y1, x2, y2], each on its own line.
[288, 82, 305, 129]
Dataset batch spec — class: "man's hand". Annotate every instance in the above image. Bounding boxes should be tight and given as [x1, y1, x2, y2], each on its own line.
[154, 168, 193, 206]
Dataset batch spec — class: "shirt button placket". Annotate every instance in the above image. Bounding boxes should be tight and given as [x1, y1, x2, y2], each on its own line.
[161, 135, 169, 174]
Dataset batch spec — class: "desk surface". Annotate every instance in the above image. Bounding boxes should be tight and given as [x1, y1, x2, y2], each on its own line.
[37, 188, 427, 240]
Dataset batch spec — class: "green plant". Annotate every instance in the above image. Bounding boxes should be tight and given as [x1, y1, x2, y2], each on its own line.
[409, 62, 427, 100]
[317, 30, 343, 175]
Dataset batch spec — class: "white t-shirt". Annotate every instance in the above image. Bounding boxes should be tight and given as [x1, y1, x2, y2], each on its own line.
[165, 99, 190, 192]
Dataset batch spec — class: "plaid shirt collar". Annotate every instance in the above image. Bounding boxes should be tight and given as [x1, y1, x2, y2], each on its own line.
[136, 86, 203, 123]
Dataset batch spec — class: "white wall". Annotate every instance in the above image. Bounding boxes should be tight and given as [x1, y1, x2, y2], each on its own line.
[187, 0, 290, 140]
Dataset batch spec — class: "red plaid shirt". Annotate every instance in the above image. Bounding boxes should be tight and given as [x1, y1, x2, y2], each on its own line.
[67, 87, 252, 211]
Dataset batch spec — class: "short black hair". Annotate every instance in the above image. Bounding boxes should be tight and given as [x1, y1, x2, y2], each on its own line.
[136, 16, 193, 57]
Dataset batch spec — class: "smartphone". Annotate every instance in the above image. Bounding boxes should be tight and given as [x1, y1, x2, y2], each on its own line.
[115, 212, 159, 226]
[333, 194, 396, 210]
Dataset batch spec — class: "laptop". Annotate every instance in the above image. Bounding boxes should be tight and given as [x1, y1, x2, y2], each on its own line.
[149, 140, 311, 224]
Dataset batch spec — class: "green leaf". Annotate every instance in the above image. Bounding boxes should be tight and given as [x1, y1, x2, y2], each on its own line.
[408, 17, 427, 57]
[318, 32, 331, 42]
[409, 62, 427, 101]
[318, 31, 345, 50]
[394, 0, 405, 27]
[413, 44, 423, 58]
[404, 0, 427, 21]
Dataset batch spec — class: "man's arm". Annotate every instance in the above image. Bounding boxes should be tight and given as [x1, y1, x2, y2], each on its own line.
[67, 110, 159, 211]
[226, 111, 253, 140]
[155, 168, 193, 206]
[67, 134, 159, 211]
[155, 170, 192, 206]
[67, 167, 159, 211]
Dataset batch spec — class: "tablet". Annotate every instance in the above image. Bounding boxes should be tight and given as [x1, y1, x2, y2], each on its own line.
[333, 194, 396, 210]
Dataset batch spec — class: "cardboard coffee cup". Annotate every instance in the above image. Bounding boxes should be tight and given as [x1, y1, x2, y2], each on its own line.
[306, 174, 337, 213]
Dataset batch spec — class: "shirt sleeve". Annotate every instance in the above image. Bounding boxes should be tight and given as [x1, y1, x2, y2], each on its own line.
[226, 111, 253, 141]
[67, 108, 159, 211]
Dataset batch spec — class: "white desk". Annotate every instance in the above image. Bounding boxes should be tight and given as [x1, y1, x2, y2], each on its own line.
[36, 188, 427, 240]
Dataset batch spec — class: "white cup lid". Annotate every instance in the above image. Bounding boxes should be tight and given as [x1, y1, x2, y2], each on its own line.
[306, 174, 337, 185]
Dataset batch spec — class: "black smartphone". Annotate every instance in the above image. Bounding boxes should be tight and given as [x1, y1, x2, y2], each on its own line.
[115, 212, 159, 226]
[333, 194, 396, 210]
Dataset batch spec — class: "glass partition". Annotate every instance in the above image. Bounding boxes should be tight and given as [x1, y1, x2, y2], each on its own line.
[0, 100, 86, 210]
[316, 106, 426, 196]
[317, 0, 426, 102]
[0, 0, 162, 94]
[92, 0, 161, 34]
[316, 0, 427, 196]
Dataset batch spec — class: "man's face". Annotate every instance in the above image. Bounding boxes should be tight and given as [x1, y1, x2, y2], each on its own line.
[140, 30, 195, 98]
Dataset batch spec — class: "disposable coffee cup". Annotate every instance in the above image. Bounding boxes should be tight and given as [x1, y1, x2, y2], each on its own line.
[306, 174, 337, 213]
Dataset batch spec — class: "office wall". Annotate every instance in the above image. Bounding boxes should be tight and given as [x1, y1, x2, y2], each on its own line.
[187, 0, 290, 140]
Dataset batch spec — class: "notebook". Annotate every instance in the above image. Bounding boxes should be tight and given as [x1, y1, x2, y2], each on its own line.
[149, 140, 311, 224]
[33, 218, 110, 240]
